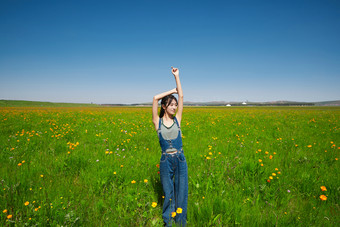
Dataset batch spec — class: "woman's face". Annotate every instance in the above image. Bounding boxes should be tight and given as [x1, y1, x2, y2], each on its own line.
[164, 99, 178, 116]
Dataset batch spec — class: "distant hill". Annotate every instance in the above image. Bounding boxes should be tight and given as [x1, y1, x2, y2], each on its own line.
[1, 99, 339, 107]
[0, 100, 99, 107]
[132, 100, 340, 106]
[181, 100, 316, 106]
[314, 100, 340, 106]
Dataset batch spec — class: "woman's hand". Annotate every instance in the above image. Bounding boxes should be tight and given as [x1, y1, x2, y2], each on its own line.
[171, 67, 179, 77]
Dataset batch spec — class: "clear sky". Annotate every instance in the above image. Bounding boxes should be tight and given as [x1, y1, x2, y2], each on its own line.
[1, 0, 339, 104]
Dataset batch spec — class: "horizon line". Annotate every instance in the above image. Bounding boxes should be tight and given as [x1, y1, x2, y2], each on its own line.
[2, 99, 340, 105]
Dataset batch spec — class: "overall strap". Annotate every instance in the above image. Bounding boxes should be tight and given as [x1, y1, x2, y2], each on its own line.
[158, 118, 162, 131]
[174, 116, 180, 128]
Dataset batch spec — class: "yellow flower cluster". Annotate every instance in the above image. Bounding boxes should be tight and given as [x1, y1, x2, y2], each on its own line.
[171, 208, 183, 218]
[18, 160, 25, 166]
[3, 209, 12, 219]
[67, 141, 79, 150]
[267, 168, 281, 182]
[320, 186, 327, 201]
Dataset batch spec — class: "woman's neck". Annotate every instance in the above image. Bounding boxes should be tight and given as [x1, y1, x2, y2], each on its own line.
[163, 113, 174, 121]
[162, 113, 175, 127]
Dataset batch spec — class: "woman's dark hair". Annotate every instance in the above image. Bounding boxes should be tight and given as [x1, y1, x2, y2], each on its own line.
[159, 95, 178, 118]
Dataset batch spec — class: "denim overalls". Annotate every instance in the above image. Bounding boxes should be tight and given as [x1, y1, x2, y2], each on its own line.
[158, 117, 188, 226]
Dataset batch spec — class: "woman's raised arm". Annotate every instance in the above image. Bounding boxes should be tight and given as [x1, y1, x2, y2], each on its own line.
[171, 67, 183, 125]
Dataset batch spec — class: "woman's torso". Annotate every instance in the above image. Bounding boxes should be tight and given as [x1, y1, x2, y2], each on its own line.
[158, 117, 182, 153]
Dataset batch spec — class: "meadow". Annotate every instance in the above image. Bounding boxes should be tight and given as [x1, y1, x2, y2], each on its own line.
[0, 106, 339, 226]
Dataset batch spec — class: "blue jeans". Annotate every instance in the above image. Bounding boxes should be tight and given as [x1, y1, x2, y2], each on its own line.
[160, 152, 188, 226]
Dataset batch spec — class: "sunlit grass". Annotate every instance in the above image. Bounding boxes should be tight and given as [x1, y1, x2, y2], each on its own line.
[1, 106, 339, 225]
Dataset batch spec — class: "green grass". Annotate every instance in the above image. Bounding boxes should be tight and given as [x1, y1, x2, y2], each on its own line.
[0, 106, 339, 226]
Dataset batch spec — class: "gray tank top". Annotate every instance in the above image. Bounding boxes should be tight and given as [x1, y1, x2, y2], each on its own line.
[160, 118, 180, 152]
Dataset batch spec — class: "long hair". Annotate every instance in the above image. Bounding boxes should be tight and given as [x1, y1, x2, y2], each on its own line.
[159, 95, 178, 118]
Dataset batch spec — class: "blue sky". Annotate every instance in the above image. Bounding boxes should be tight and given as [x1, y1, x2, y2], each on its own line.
[1, 0, 339, 104]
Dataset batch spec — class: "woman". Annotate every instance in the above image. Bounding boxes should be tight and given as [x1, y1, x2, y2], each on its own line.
[152, 67, 188, 226]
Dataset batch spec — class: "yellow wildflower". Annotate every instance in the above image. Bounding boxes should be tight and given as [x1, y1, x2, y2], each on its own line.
[319, 195, 327, 201]
[172, 212, 177, 218]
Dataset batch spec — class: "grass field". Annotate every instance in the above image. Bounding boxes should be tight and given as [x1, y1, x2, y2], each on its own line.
[0, 106, 339, 226]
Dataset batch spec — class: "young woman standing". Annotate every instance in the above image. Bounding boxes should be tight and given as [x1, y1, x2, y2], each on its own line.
[152, 67, 188, 226]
